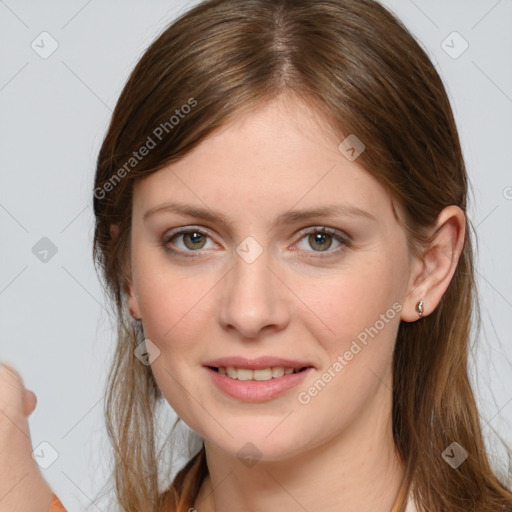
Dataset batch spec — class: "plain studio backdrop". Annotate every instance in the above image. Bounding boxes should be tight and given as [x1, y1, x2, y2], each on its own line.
[1, 0, 511, 509]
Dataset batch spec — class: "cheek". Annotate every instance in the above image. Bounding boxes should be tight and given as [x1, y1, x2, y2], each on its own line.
[293, 272, 400, 430]
[294, 258, 402, 410]
[300, 258, 400, 345]
[132, 245, 209, 336]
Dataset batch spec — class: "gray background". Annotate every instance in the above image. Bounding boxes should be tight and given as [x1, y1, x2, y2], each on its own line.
[1, 0, 511, 509]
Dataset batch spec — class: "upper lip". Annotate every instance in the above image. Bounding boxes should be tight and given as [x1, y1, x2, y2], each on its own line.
[203, 356, 315, 370]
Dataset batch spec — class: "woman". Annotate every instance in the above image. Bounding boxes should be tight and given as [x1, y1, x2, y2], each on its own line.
[1, 0, 511, 511]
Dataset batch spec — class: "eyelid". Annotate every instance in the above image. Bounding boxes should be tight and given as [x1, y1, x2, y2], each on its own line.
[290, 226, 350, 257]
[295, 225, 350, 243]
[162, 225, 217, 248]
[162, 225, 350, 256]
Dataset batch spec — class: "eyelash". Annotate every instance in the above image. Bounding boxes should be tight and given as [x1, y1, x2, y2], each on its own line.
[161, 225, 351, 259]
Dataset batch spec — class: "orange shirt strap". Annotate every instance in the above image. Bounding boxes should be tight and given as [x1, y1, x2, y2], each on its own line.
[49, 493, 67, 512]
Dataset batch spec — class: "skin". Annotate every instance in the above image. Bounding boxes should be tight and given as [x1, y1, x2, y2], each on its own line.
[0, 363, 53, 512]
[125, 93, 466, 512]
[0, 93, 465, 511]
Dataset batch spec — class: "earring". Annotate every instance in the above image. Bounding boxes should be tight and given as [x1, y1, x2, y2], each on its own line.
[415, 299, 424, 317]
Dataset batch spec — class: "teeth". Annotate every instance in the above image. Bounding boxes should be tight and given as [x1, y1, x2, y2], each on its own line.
[217, 366, 305, 380]
[272, 367, 284, 378]
[237, 368, 253, 381]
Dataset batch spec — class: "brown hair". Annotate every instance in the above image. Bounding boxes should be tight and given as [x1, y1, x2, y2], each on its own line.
[92, 0, 512, 511]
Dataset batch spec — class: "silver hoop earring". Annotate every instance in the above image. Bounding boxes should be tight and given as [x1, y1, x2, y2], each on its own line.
[415, 299, 424, 317]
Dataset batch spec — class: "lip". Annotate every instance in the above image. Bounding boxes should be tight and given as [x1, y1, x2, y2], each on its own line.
[202, 356, 315, 370]
[206, 366, 315, 402]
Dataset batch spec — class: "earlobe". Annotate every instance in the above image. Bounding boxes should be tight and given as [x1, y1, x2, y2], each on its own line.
[110, 223, 119, 241]
[127, 281, 142, 321]
[110, 223, 142, 321]
[401, 205, 466, 323]
[401, 295, 428, 323]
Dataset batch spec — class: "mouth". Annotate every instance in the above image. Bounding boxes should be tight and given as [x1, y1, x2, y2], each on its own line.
[205, 364, 315, 402]
[207, 365, 313, 381]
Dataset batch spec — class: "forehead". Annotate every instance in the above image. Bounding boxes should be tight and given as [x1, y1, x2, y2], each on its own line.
[133, 95, 391, 222]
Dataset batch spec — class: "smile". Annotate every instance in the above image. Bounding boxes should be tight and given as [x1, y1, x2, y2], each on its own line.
[209, 366, 310, 380]
[206, 366, 314, 402]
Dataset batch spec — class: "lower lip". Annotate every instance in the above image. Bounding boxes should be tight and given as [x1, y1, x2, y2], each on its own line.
[205, 367, 314, 402]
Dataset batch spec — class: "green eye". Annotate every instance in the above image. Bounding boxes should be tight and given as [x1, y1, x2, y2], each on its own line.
[162, 226, 350, 258]
[293, 227, 349, 257]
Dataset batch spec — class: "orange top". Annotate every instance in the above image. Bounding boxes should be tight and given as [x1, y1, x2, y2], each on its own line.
[49, 494, 67, 512]
[49, 490, 417, 511]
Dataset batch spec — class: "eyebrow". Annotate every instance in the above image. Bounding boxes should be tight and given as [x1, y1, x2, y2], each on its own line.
[143, 201, 376, 226]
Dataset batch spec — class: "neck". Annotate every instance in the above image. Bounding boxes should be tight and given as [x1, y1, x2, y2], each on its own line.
[193, 387, 405, 512]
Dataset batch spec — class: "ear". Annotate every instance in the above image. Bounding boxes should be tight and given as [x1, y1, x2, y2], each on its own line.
[110, 223, 142, 321]
[401, 205, 466, 322]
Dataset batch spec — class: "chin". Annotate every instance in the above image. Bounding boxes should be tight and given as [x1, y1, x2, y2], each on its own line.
[204, 424, 311, 464]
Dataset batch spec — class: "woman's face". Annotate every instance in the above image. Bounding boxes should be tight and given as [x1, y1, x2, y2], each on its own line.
[127, 94, 417, 462]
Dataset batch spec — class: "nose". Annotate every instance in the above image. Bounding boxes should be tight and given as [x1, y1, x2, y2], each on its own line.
[217, 244, 291, 339]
